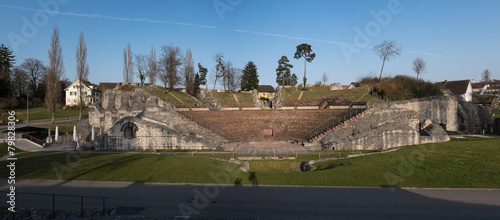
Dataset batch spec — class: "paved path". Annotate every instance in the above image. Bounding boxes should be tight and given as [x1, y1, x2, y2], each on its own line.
[235, 141, 316, 154]
[1, 179, 499, 219]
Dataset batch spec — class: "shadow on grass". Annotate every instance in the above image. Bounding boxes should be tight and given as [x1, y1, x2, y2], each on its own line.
[55, 154, 148, 186]
[314, 161, 351, 171]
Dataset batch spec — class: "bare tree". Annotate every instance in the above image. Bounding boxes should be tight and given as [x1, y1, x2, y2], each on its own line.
[148, 46, 157, 85]
[373, 40, 401, 79]
[481, 69, 492, 82]
[20, 58, 45, 95]
[224, 61, 241, 92]
[11, 66, 28, 97]
[46, 25, 65, 123]
[159, 44, 183, 91]
[412, 57, 426, 81]
[123, 42, 134, 84]
[76, 32, 90, 120]
[135, 54, 149, 86]
[183, 48, 195, 95]
[212, 53, 224, 90]
[321, 72, 328, 86]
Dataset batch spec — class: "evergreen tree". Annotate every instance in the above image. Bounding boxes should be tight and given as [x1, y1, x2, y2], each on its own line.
[294, 43, 315, 88]
[194, 73, 200, 91]
[197, 63, 208, 89]
[276, 56, 298, 86]
[241, 61, 259, 91]
[0, 44, 15, 97]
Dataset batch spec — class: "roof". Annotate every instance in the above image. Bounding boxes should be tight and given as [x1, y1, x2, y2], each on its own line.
[98, 83, 119, 92]
[471, 82, 487, 89]
[440, 80, 470, 95]
[257, 85, 275, 93]
[64, 79, 98, 91]
[342, 85, 349, 90]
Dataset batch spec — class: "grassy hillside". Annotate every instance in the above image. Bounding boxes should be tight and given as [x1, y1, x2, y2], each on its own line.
[359, 75, 443, 101]
[141, 86, 198, 105]
[6, 107, 88, 121]
[282, 86, 383, 103]
[2, 138, 500, 188]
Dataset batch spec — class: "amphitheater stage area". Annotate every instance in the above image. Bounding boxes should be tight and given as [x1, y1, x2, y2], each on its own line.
[226, 141, 319, 154]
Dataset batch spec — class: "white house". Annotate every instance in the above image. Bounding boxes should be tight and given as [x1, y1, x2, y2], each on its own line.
[441, 80, 473, 102]
[64, 79, 101, 106]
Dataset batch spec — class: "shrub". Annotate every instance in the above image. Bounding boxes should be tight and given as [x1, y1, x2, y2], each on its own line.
[359, 75, 443, 101]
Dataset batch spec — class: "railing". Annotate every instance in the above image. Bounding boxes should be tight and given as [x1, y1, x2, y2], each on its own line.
[24, 133, 44, 146]
[0, 191, 108, 218]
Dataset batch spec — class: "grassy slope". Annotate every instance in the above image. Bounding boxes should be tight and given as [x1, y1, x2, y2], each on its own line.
[282, 86, 382, 103]
[7, 107, 89, 121]
[213, 92, 236, 103]
[2, 138, 500, 188]
[235, 93, 254, 102]
[170, 90, 197, 104]
[141, 87, 194, 105]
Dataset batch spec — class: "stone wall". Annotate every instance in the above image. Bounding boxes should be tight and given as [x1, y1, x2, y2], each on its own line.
[272, 86, 283, 109]
[319, 106, 450, 150]
[90, 88, 224, 150]
[197, 89, 222, 110]
[389, 94, 494, 133]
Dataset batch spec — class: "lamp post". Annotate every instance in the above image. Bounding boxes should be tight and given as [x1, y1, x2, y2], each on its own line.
[27, 92, 29, 126]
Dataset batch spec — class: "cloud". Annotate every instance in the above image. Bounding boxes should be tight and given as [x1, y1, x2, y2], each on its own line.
[406, 50, 443, 57]
[0, 4, 343, 45]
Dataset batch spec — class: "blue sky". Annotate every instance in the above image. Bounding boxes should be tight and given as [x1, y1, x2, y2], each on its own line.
[1, 0, 499, 88]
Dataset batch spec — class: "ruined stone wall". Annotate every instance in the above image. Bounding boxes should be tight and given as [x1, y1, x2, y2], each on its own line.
[197, 89, 222, 110]
[389, 94, 494, 133]
[319, 106, 450, 150]
[90, 88, 224, 150]
[389, 96, 458, 131]
[89, 89, 172, 133]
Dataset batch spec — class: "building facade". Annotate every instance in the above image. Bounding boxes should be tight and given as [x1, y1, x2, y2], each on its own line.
[64, 79, 101, 106]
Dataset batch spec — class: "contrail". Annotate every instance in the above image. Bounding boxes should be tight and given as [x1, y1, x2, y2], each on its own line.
[407, 50, 443, 57]
[0, 4, 343, 45]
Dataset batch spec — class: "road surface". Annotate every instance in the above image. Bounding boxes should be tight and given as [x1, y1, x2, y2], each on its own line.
[1, 179, 500, 219]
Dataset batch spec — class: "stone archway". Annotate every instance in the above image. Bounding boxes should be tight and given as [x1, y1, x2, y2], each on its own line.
[121, 122, 138, 138]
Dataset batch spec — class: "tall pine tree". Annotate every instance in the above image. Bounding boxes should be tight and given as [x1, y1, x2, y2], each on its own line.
[241, 61, 259, 91]
[276, 56, 297, 86]
[0, 44, 15, 97]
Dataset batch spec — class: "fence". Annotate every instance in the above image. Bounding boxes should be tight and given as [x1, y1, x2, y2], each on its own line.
[1, 191, 107, 218]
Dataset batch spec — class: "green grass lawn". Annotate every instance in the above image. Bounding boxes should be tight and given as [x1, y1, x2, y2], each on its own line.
[213, 92, 236, 103]
[141, 87, 182, 105]
[235, 92, 254, 103]
[282, 86, 374, 103]
[2, 138, 499, 188]
[0, 143, 24, 158]
[6, 107, 88, 121]
[170, 90, 198, 104]
[0, 153, 241, 183]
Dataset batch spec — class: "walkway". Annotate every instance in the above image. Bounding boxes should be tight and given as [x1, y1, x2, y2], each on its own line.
[234, 141, 317, 154]
[2, 178, 499, 219]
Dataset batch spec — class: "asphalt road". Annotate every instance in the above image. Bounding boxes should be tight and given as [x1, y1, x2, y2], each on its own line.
[1, 179, 500, 219]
